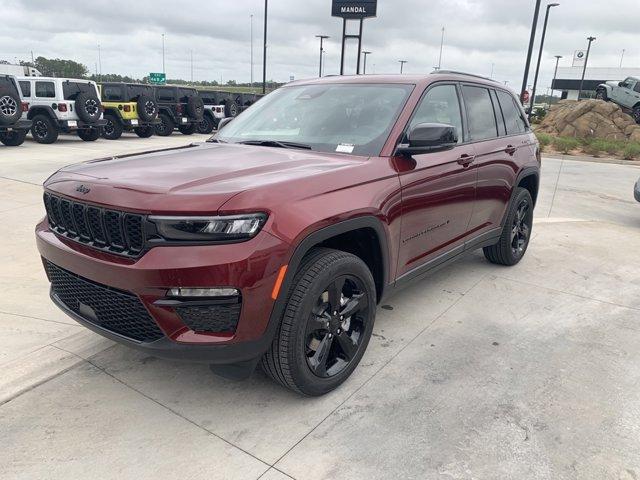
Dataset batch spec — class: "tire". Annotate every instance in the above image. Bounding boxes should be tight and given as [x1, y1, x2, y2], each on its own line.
[137, 95, 158, 122]
[178, 123, 197, 135]
[75, 92, 102, 123]
[0, 129, 27, 146]
[155, 113, 174, 136]
[225, 101, 240, 118]
[595, 89, 608, 101]
[261, 248, 376, 396]
[30, 114, 59, 144]
[483, 187, 534, 266]
[633, 105, 640, 124]
[186, 96, 205, 121]
[134, 126, 154, 138]
[78, 128, 101, 142]
[0, 87, 22, 126]
[101, 113, 123, 140]
[197, 115, 215, 134]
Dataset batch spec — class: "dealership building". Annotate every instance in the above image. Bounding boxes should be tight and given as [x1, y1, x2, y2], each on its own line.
[552, 67, 640, 100]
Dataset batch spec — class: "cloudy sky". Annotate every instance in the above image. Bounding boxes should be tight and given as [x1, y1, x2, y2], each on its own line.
[2, 0, 638, 93]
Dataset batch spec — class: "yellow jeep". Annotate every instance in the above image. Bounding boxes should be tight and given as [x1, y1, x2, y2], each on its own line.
[98, 83, 159, 139]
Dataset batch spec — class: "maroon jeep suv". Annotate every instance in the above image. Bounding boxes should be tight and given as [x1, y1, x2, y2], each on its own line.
[36, 72, 540, 396]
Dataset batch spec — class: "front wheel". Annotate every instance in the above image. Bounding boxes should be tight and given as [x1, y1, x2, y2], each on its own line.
[178, 123, 197, 135]
[595, 89, 608, 101]
[0, 129, 27, 146]
[78, 128, 101, 142]
[483, 187, 534, 266]
[261, 248, 376, 396]
[134, 126, 154, 138]
[633, 106, 640, 124]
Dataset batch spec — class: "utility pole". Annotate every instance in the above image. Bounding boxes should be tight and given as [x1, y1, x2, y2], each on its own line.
[316, 35, 329, 77]
[250, 15, 254, 88]
[529, 3, 560, 118]
[362, 51, 371, 74]
[552, 55, 562, 95]
[437, 27, 445, 70]
[30, 50, 34, 64]
[262, 0, 268, 94]
[578, 36, 596, 100]
[490, 63, 495, 79]
[97, 43, 102, 81]
[620, 49, 625, 68]
[162, 34, 165, 74]
[521, 0, 542, 102]
[399, 60, 408, 74]
[190, 50, 193, 82]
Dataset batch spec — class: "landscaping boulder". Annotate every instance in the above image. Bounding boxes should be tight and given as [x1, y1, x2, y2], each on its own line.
[537, 99, 640, 141]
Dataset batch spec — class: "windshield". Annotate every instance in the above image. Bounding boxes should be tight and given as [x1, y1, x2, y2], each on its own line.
[216, 83, 413, 157]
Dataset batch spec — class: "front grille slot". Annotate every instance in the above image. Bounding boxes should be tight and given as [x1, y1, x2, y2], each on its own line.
[43, 193, 145, 258]
[45, 260, 164, 343]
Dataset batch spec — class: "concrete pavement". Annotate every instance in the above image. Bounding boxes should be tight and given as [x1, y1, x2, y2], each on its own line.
[1, 135, 639, 479]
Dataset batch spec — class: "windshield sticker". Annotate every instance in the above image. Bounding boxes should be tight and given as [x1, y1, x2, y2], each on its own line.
[336, 144, 355, 153]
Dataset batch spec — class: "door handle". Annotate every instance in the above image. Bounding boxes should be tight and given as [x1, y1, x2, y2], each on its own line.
[505, 145, 517, 155]
[457, 154, 475, 166]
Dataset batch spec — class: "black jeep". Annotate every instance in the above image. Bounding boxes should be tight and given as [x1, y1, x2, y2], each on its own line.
[153, 86, 204, 136]
[0, 75, 32, 146]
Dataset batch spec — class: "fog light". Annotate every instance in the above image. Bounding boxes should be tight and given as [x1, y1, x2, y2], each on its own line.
[168, 287, 239, 298]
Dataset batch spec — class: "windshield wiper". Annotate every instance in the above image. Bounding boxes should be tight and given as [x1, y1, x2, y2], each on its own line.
[237, 140, 312, 150]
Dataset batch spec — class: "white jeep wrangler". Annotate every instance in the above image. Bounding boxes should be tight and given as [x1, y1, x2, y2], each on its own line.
[596, 76, 640, 123]
[17, 77, 106, 143]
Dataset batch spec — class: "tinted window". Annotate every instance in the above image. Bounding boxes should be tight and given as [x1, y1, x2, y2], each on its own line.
[496, 90, 527, 135]
[127, 85, 153, 99]
[62, 82, 96, 100]
[462, 86, 498, 141]
[179, 89, 197, 102]
[156, 87, 175, 102]
[490, 90, 506, 136]
[410, 84, 463, 143]
[635, 82, 640, 94]
[35, 81, 55, 98]
[103, 85, 124, 101]
[19, 81, 31, 97]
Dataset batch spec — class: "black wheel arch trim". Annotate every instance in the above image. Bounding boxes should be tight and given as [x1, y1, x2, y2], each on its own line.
[27, 106, 57, 121]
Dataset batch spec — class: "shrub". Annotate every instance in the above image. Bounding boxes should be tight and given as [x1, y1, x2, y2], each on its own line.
[622, 143, 640, 160]
[582, 139, 610, 157]
[536, 133, 552, 151]
[552, 137, 580, 154]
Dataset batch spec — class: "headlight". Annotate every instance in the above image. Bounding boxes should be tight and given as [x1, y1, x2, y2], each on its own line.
[149, 213, 267, 242]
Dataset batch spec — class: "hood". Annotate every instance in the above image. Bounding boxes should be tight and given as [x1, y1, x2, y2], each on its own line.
[44, 143, 364, 214]
[605, 81, 620, 87]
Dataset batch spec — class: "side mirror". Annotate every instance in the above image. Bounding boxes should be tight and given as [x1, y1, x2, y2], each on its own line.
[397, 123, 458, 156]
[218, 117, 233, 131]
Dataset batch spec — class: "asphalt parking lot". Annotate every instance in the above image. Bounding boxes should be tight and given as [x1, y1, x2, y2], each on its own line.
[1, 135, 639, 480]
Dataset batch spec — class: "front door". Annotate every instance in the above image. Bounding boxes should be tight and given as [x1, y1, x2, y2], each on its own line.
[395, 83, 477, 279]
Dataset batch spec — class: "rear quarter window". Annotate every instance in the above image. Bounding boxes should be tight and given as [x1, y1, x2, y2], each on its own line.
[178, 89, 197, 102]
[496, 90, 528, 135]
[35, 81, 56, 98]
[19, 81, 31, 97]
[156, 87, 175, 102]
[103, 85, 124, 101]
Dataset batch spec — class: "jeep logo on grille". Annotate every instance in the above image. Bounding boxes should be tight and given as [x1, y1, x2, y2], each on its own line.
[76, 185, 91, 195]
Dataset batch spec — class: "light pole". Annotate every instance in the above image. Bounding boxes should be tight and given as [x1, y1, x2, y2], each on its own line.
[578, 36, 596, 100]
[316, 35, 329, 77]
[529, 3, 560, 118]
[250, 15, 254, 88]
[521, 0, 542, 103]
[162, 34, 165, 75]
[97, 43, 102, 81]
[362, 51, 371, 74]
[190, 50, 193, 83]
[552, 55, 562, 96]
[399, 60, 408, 74]
[437, 27, 445, 70]
[490, 62, 494, 79]
[262, 0, 268, 94]
[620, 49, 625, 68]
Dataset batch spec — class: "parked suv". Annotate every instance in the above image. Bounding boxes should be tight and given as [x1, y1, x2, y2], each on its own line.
[99, 83, 159, 139]
[18, 77, 106, 143]
[596, 77, 640, 122]
[0, 75, 32, 146]
[36, 72, 540, 396]
[197, 91, 264, 134]
[153, 86, 204, 136]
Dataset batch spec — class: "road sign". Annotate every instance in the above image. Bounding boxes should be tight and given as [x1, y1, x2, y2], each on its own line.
[149, 72, 166, 85]
[332, 0, 377, 19]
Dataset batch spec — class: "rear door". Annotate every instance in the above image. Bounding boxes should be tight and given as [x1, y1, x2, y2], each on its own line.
[395, 83, 477, 278]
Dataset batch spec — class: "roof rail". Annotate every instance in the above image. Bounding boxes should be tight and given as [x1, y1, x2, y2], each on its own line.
[430, 70, 499, 83]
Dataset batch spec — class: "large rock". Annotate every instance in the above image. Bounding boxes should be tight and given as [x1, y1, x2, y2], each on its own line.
[537, 99, 640, 141]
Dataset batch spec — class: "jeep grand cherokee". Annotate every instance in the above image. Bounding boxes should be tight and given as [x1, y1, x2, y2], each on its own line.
[36, 72, 540, 396]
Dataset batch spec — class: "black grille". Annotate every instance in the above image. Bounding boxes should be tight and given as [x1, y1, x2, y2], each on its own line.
[45, 260, 164, 343]
[176, 304, 241, 334]
[44, 193, 145, 258]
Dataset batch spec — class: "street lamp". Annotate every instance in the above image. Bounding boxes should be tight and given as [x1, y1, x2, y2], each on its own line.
[521, 0, 542, 103]
[362, 51, 371, 74]
[399, 60, 408, 74]
[316, 35, 330, 77]
[250, 15, 254, 88]
[578, 36, 596, 100]
[161, 34, 165, 74]
[529, 2, 560, 118]
[552, 55, 562, 96]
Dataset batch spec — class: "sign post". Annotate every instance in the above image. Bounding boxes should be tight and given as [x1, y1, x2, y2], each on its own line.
[332, 0, 377, 75]
[149, 72, 166, 85]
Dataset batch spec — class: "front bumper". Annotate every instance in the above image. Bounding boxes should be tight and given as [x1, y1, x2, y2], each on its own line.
[36, 220, 290, 364]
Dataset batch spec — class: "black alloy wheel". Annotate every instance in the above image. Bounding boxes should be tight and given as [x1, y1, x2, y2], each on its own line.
[633, 106, 640, 124]
[30, 114, 58, 144]
[511, 199, 531, 258]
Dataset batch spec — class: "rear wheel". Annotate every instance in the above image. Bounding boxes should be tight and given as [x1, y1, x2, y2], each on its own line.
[134, 125, 154, 138]
[178, 123, 197, 135]
[31, 114, 58, 144]
[78, 128, 101, 142]
[0, 129, 27, 146]
[155, 113, 174, 136]
[483, 187, 533, 266]
[261, 248, 376, 396]
[102, 113, 123, 140]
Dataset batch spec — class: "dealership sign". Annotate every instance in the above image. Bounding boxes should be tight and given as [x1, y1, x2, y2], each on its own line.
[332, 0, 377, 19]
[572, 50, 586, 68]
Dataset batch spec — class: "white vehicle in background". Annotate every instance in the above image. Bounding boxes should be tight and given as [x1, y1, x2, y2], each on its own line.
[0, 74, 32, 146]
[17, 77, 106, 143]
[0, 63, 41, 77]
[596, 76, 640, 123]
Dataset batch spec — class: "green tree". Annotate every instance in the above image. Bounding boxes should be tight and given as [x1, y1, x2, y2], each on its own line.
[34, 56, 88, 78]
